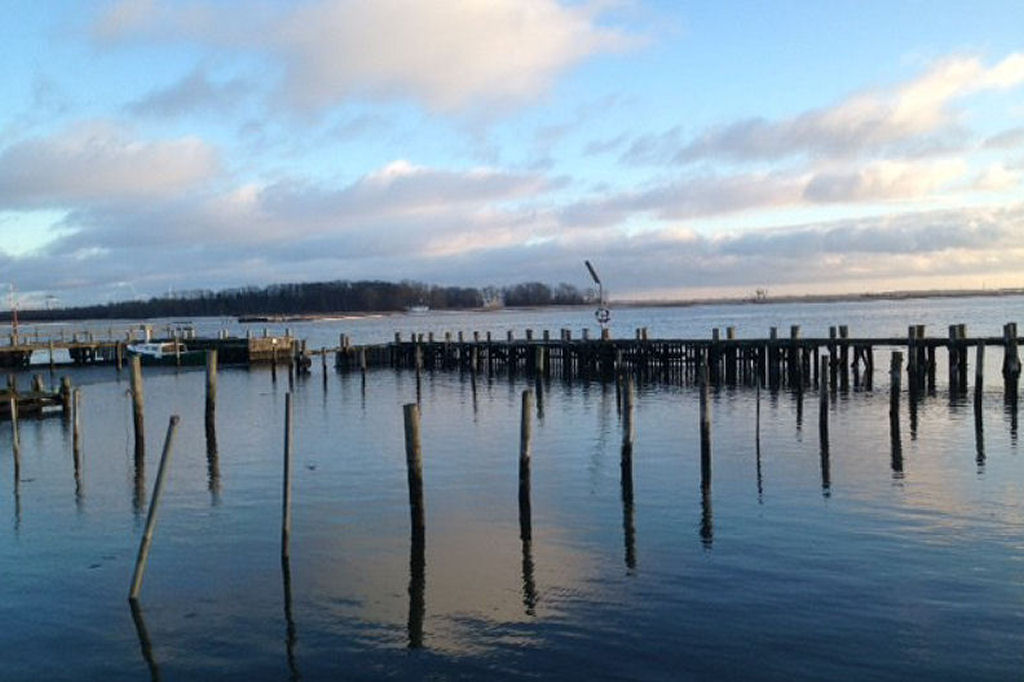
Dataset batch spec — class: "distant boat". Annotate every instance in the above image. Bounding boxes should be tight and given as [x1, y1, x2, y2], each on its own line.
[126, 341, 205, 366]
[408, 305, 429, 314]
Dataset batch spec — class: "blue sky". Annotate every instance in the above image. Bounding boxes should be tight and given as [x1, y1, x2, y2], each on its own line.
[2, 0, 1024, 307]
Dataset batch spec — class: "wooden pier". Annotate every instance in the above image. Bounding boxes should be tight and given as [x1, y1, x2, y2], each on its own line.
[0, 331, 297, 368]
[332, 324, 1022, 396]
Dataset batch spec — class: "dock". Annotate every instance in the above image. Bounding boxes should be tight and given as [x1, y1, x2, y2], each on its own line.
[332, 323, 1022, 396]
[0, 326, 297, 369]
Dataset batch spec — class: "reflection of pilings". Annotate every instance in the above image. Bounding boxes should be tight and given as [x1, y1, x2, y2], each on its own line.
[129, 599, 161, 681]
[520, 537, 537, 616]
[404, 402, 426, 648]
[621, 442, 636, 571]
[408, 520, 426, 649]
[129, 416, 181, 601]
[281, 553, 300, 681]
[975, 398, 985, 471]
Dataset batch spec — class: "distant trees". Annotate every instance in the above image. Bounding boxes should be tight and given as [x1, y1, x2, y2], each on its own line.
[7, 278, 587, 321]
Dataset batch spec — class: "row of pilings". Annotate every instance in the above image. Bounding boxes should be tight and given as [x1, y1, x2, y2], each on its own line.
[331, 323, 1022, 399]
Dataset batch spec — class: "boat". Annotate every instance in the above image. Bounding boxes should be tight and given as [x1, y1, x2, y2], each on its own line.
[125, 341, 206, 366]
[408, 305, 430, 314]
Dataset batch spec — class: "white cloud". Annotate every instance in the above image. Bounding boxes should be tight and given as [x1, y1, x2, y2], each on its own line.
[803, 159, 965, 202]
[970, 164, 1022, 191]
[0, 122, 220, 208]
[626, 53, 1024, 165]
[94, 0, 637, 113]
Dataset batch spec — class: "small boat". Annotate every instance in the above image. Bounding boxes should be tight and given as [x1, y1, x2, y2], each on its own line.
[408, 305, 429, 314]
[126, 341, 206, 366]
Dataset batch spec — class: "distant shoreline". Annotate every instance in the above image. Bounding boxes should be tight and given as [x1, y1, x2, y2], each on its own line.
[6, 286, 1023, 325]
[611, 286, 1024, 309]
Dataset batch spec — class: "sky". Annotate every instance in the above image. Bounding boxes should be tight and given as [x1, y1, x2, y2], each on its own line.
[2, 0, 1024, 308]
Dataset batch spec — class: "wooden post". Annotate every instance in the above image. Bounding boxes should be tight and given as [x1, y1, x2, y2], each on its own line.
[819, 355, 829, 443]
[405, 404, 426, 650]
[205, 350, 217, 425]
[975, 342, 985, 406]
[1003, 322, 1020, 403]
[9, 396, 20, 482]
[130, 356, 145, 463]
[73, 388, 82, 466]
[519, 390, 533, 542]
[403, 403, 425, 542]
[60, 376, 72, 416]
[281, 393, 293, 559]
[699, 360, 711, 469]
[698, 360, 712, 548]
[819, 355, 831, 495]
[128, 415, 181, 601]
[622, 375, 635, 448]
[890, 350, 903, 444]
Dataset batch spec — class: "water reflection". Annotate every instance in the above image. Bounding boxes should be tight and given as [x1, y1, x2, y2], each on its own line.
[819, 439, 831, 498]
[407, 529, 426, 649]
[129, 599, 161, 681]
[281, 554, 301, 680]
[974, 400, 985, 472]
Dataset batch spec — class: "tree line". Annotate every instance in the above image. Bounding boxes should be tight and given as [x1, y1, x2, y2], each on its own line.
[6, 279, 591, 322]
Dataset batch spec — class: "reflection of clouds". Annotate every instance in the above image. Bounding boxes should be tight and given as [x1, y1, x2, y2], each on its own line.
[301, 517, 596, 655]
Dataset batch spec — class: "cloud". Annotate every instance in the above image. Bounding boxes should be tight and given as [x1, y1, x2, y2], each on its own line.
[625, 54, 1024, 165]
[0, 122, 220, 209]
[969, 164, 1022, 191]
[45, 159, 555, 256]
[562, 158, 968, 226]
[802, 159, 965, 202]
[94, 0, 638, 113]
[983, 126, 1024, 150]
[126, 67, 250, 117]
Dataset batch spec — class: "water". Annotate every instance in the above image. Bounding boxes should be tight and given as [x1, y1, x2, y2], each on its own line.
[3, 296, 1024, 680]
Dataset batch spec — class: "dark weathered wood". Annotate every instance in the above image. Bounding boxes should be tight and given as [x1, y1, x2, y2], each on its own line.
[519, 390, 533, 543]
[403, 403, 425, 541]
[130, 356, 145, 463]
[129, 415, 181, 601]
[281, 393, 293, 559]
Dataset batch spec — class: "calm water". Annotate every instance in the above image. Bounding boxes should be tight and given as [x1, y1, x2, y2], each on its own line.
[3, 296, 1024, 680]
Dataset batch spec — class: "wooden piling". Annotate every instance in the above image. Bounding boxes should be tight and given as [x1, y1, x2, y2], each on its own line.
[403, 403, 426, 542]
[699, 360, 711, 469]
[890, 351, 903, 446]
[819, 355, 829, 443]
[622, 375, 635, 448]
[128, 415, 181, 601]
[281, 393, 293, 559]
[9, 396, 20, 482]
[130, 356, 145, 463]
[975, 342, 985, 406]
[519, 390, 533, 542]
[73, 388, 82, 465]
[1003, 322, 1020, 402]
